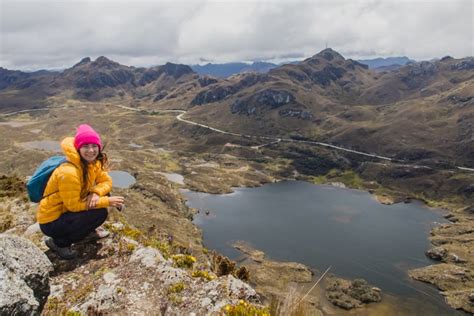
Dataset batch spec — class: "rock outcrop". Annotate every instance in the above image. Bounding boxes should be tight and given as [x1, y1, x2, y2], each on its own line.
[325, 277, 382, 310]
[0, 234, 53, 315]
[230, 89, 296, 115]
[41, 224, 262, 315]
[191, 73, 266, 105]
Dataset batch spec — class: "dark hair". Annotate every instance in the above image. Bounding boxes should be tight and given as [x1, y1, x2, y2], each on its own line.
[79, 149, 109, 200]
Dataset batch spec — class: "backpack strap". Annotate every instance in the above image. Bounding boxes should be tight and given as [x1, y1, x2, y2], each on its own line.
[41, 161, 75, 201]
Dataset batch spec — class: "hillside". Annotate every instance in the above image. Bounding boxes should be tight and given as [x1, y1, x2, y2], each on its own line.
[183, 49, 474, 167]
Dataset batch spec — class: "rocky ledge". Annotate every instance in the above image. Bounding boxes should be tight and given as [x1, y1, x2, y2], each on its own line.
[1, 221, 266, 315]
[409, 206, 474, 314]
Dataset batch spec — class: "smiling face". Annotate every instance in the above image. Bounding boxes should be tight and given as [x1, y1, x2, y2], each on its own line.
[79, 144, 99, 163]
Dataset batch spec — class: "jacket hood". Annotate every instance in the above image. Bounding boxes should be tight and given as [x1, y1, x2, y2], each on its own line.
[61, 137, 82, 167]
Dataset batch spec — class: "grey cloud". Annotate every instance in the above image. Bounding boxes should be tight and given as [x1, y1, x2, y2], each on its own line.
[0, 0, 472, 70]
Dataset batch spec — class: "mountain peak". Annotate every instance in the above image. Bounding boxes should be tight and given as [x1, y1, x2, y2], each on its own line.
[315, 48, 345, 61]
[91, 56, 121, 69]
[159, 62, 194, 79]
[72, 57, 91, 68]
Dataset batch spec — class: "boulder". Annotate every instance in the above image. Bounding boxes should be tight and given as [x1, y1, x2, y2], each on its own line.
[326, 277, 382, 310]
[279, 109, 313, 120]
[426, 246, 448, 261]
[0, 234, 53, 315]
[192, 86, 236, 105]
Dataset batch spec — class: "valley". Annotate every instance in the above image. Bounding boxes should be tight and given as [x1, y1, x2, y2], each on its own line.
[0, 48, 473, 314]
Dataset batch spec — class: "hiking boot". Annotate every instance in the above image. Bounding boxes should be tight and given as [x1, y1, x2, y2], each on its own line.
[79, 226, 110, 244]
[45, 238, 76, 260]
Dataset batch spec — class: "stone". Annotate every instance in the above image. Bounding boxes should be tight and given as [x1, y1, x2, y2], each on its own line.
[129, 247, 164, 268]
[449, 253, 467, 264]
[79, 283, 118, 312]
[0, 234, 53, 315]
[426, 247, 448, 261]
[225, 275, 258, 300]
[103, 272, 119, 284]
[24, 223, 41, 236]
[469, 292, 474, 303]
[200, 297, 212, 307]
[158, 266, 189, 286]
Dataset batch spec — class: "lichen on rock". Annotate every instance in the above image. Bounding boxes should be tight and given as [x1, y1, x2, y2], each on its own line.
[0, 234, 53, 315]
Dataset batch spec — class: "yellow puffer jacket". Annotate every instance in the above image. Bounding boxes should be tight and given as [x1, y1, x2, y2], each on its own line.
[37, 137, 112, 224]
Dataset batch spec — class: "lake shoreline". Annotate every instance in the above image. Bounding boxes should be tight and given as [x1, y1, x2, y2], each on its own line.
[182, 166, 473, 314]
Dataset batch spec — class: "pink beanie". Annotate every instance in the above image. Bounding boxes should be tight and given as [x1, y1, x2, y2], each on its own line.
[74, 124, 102, 150]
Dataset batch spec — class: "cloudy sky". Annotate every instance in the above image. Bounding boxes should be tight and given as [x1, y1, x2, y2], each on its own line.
[0, 0, 472, 70]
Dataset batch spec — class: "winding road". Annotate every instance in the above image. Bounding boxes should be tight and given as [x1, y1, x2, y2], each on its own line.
[3, 104, 474, 172]
[113, 104, 474, 172]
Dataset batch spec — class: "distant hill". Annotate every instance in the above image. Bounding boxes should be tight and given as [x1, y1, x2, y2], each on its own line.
[0, 56, 200, 110]
[190, 57, 414, 78]
[357, 57, 414, 69]
[1, 49, 473, 167]
[191, 62, 278, 78]
[186, 48, 474, 167]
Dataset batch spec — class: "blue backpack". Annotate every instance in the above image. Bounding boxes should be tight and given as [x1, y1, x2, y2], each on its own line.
[27, 156, 68, 202]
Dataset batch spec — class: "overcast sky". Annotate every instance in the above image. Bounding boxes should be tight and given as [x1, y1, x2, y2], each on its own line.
[0, 0, 472, 70]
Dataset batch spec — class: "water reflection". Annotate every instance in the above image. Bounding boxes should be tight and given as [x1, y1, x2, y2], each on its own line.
[109, 170, 136, 188]
[184, 180, 458, 315]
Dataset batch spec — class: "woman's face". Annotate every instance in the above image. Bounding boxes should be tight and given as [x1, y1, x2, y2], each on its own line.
[79, 144, 99, 163]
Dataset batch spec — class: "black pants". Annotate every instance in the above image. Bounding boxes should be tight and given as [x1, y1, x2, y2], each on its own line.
[40, 208, 108, 247]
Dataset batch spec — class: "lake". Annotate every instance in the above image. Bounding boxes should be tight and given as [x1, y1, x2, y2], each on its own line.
[184, 180, 460, 315]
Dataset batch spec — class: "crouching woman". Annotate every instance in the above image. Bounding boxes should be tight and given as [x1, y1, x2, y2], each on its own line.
[37, 124, 124, 259]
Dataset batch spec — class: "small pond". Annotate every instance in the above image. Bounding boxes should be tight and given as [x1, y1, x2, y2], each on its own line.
[155, 172, 184, 185]
[184, 180, 459, 315]
[19, 140, 61, 152]
[109, 171, 136, 188]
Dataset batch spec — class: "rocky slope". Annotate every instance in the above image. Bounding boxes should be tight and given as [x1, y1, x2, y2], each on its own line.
[0, 177, 267, 315]
[0, 56, 201, 111]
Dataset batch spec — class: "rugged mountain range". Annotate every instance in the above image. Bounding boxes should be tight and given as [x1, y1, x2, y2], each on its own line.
[0, 56, 198, 109]
[1, 49, 473, 166]
[191, 57, 413, 78]
[185, 49, 474, 167]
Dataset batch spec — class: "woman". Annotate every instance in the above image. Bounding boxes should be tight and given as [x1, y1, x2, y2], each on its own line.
[37, 124, 124, 259]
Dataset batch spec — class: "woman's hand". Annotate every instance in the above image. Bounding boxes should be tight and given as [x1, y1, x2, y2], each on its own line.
[86, 193, 100, 209]
[108, 196, 125, 208]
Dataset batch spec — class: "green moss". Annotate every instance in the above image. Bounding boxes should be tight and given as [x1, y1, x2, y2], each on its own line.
[167, 282, 186, 294]
[192, 270, 216, 281]
[310, 169, 366, 189]
[145, 239, 171, 259]
[168, 293, 183, 305]
[223, 300, 270, 316]
[172, 254, 196, 269]
[44, 297, 66, 315]
[118, 239, 136, 256]
[310, 175, 327, 184]
[94, 267, 110, 278]
[65, 283, 94, 305]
